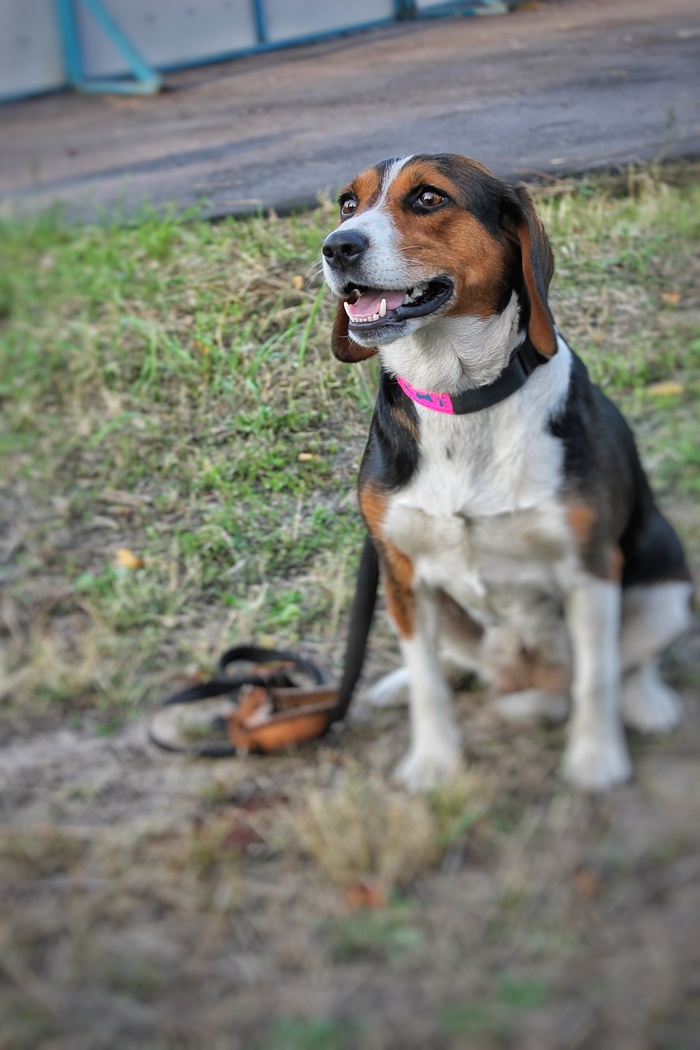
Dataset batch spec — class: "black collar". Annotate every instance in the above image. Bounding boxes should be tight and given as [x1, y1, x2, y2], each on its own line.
[396, 338, 550, 415]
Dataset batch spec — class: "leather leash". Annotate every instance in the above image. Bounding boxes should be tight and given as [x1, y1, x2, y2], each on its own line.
[148, 534, 379, 756]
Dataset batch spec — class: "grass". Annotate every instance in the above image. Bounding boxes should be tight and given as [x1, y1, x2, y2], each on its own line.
[0, 162, 699, 1050]
[0, 198, 372, 723]
[439, 974, 549, 1040]
[1, 165, 698, 729]
[294, 766, 439, 893]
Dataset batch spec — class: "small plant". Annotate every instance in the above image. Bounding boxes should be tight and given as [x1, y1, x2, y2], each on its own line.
[293, 766, 438, 894]
[325, 901, 425, 964]
[428, 772, 492, 849]
[440, 974, 549, 1038]
[260, 1017, 360, 1050]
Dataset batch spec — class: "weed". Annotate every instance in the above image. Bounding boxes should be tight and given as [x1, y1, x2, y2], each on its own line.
[260, 1017, 361, 1050]
[428, 773, 492, 849]
[440, 974, 549, 1039]
[324, 901, 425, 964]
[293, 767, 438, 893]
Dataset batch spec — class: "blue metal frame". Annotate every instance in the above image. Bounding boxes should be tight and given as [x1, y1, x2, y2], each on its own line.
[42, 0, 503, 101]
[55, 0, 161, 95]
[252, 0, 268, 44]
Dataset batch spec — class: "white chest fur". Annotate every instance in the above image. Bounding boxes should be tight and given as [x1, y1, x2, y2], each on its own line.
[383, 340, 575, 635]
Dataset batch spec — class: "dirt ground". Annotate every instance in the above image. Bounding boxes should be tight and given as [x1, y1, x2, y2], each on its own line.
[1, 0, 700, 221]
[2, 3, 700, 1046]
[2, 629, 699, 1048]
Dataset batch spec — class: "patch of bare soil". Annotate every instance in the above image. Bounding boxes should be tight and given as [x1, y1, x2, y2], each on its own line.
[1, 623, 699, 1049]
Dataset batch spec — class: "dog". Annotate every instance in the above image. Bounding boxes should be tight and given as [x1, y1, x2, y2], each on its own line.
[321, 153, 693, 791]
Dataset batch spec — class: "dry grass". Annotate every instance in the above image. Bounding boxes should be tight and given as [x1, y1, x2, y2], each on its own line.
[294, 766, 439, 893]
[0, 164, 699, 1049]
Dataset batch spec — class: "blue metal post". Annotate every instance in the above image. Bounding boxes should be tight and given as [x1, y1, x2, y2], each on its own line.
[252, 0, 268, 45]
[54, 0, 161, 95]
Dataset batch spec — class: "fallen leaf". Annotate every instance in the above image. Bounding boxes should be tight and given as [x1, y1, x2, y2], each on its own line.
[298, 452, 320, 462]
[646, 381, 684, 397]
[292, 275, 304, 291]
[572, 867, 603, 899]
[115, 547, 145, 571]
[222, 816, 264, 851]
[344, 879, 386, 910]
[660, 291, 681, 305]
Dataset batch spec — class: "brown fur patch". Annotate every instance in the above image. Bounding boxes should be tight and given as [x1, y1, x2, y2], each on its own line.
[606, 545, 624, 582]
[382, 541, 415, 638]
[347, 166, 384, 214]
[567, 504, 625, 581]
[359, 482, 415, 637]
[518, 219, 557, 357]
[383, 159, 508, 320]
[567, 503, 597, 546]
[438, 591, 484, 643]
[492, 646, 571, 695]
[358, 482, 388, 536]
[390, 400, 420, 440]
[331, 305, 377, 363]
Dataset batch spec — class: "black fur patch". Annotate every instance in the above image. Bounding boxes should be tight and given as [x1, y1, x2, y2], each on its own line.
[359, 370, 420, 494]
[550, 353, 691, 586]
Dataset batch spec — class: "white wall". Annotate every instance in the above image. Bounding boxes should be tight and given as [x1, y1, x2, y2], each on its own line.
[0, 0, 66, 100]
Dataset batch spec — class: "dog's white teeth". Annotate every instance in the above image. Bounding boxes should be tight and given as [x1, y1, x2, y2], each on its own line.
[343, 301, 352, 317]
[403, 292, 413, 304]
[379, 298, 387, 318]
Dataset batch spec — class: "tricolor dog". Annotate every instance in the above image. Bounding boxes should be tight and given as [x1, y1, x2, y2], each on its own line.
[322, 153, 693, 792]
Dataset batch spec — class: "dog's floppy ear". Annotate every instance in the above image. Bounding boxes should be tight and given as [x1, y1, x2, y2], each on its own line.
[513, 186, 557, 358]
[331, 301, 378, 363]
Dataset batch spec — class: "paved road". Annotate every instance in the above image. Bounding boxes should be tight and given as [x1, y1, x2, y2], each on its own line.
[1, 0, 699, 221]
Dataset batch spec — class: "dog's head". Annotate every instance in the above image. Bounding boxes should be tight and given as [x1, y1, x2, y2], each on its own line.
[322, 154, 556, 364]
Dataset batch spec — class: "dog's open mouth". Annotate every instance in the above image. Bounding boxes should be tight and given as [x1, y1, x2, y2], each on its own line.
[342, 278, 453, 329]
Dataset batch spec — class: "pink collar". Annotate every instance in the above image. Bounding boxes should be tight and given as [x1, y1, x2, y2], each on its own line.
[396, 375, 455, 414]
[393, 341, 550, 416]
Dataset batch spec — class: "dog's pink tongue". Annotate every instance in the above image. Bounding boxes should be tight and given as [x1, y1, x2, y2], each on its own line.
[346, 289, 405, 318]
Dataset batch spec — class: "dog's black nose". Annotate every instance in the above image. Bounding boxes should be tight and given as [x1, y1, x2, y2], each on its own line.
[322, 229, 369, 267]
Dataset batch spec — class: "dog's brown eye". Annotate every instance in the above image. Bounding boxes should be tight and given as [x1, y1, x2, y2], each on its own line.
[340, 196, 357, 218]
[416, 189, 445, 210]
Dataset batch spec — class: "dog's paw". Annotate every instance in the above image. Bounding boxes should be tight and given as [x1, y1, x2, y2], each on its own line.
[562, 728, 632, 791]
[394, 741, 463, 792]
[362, 668, 410, 708]
[493, 689, 570, 724]
[622, 665, 683, 733]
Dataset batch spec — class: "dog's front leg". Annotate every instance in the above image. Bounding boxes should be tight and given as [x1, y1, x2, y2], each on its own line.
[562, 578, 632, 790]
[394, 581, 463, 792]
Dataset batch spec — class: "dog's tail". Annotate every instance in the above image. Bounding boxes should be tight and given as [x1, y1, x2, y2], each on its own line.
[330, 532, 379, 724]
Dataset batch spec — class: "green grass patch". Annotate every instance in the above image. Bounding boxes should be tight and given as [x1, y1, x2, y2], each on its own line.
[260, 1018, 361, 1050]
[1, 168, 698, 720]
[439, 974, 549, 1039]
[324, 901, 425, 964]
